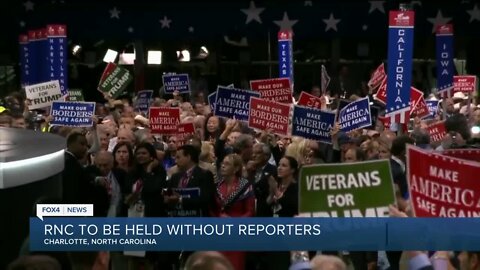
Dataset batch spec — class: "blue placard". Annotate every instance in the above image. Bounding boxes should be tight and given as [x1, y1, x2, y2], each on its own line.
[386, 11, 415, 123]
[168, 188, 201, 217]
[339, 97, 372, 132]
[436, 27, 454, 95]
[50, 101, 96, 127]
[292, 105, 336, 144]
[162, 74, 190, 94]
[278, 36, 294, 87]
[29, 218, 480, 251]
[426, 100, 440, 119]
[214, 86, 260, 121]
[208, 91, 217, 113]
[134, 90, 153, 115]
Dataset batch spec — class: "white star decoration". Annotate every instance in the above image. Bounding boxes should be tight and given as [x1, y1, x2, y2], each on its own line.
[20, 21, 26, 27]
[159, 16, 172, 29]
[467, 5, 480, 22]
[127, 27, 134, 33]
[427, 10, 452, 33]
[323, 13, 341, 32]
[110, 7, 121, 19]
[274, 12, 298, 31]
[241, 1, 265, 24]
[368, 1, 385, 14]
[188, 26, 195, 33]
[362, 25, 368, 31]
[304, 1, 313, 6]
[24, 1, 34, 11]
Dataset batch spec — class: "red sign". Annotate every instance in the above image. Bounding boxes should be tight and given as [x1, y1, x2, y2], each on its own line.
[378, 116, 407, 133]
[368, 63, 386, 90]
[177, 122, 196, 144]
[248, 97, 290, 135]
[453, 75, 476, 93]
[426, 121, 446, 143]
[98, 62, 117, 86]
[436, 24, 453, 35]
[442, 149, 480, 163]
[389, 11, 415, 27]
[407, 145, 480, 217]
[46, 24, 67, 37]
[297, 91, 325, 110]
[278, 31, 293, 40]
[149, 107, 180, 134]
[412, 96, 430, 119]
[250, 78, 292, 103]
[374, 77, 387, 104]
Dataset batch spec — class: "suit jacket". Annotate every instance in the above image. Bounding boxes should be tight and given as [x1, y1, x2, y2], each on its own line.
[168, 166, 216, 217]
[390, 158, 408, 199]
[62, 152, 109, 217]
[126, 165, 168, 217]
[85, 166, 129, 216]
[254, 163, 277, 217]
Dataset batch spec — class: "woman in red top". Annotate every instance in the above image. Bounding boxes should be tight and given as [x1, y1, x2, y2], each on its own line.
[211, 153, 255, 270]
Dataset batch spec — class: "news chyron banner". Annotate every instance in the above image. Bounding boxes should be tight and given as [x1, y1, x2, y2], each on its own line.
[385, 10, 415, 124]
[407, 145, 480, 217]
[299, 160, 396, 217]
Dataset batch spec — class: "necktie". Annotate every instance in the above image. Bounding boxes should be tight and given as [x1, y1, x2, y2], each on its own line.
[179, 171, 191, 188]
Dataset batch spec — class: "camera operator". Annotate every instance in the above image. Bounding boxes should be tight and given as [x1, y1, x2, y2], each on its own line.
[437, 113, 471, 150]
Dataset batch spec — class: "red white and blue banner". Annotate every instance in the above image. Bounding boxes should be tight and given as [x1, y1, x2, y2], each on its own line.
[278, 31, 293, 88]
[386, 11, 415, 124]
[19, 34, 30, 86]
[47, 25, 68, 96]
[27, 30, 39, 84]
[436, 24, 454, 97]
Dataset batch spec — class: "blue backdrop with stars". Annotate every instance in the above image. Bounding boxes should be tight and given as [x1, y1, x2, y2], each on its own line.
[6, 0, 480, 44]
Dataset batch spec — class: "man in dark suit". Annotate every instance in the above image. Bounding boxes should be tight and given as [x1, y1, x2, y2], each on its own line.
[165, 144, 215, 217]
[62, 132, 108, 217]
[388, 135, 414, 270]
[251, 143, 277, 217]
[85, 150, 127, 217]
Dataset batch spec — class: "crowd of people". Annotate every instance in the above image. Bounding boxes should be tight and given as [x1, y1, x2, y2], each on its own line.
[1, 74, 480, 270]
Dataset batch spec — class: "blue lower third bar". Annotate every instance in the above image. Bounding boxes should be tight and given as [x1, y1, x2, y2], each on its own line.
[29, 218, 480, 251]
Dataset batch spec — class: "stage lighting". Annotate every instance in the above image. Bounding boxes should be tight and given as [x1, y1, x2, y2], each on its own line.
[72, 45, 82, 56]
[147, 50, 162, 65]
[103, 49, 118, 63]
